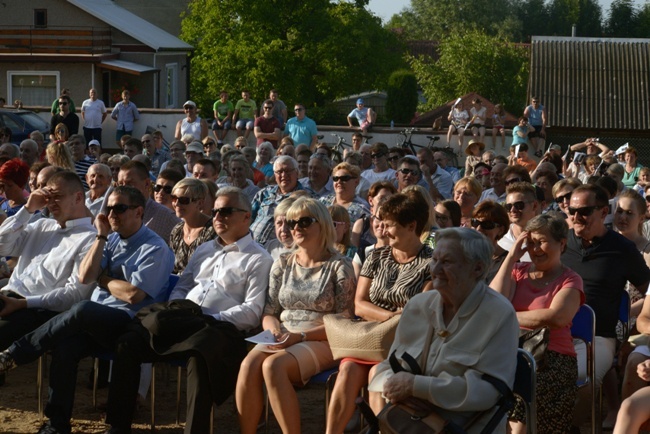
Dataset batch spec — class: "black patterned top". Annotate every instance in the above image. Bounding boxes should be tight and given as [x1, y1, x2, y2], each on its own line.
[169, 220, 217, 275]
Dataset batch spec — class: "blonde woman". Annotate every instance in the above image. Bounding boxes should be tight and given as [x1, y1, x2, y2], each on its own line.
[46, 141, 76, 171]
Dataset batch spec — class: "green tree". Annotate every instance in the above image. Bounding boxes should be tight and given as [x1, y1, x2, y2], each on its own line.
[386, 70, 418, 123]
[513, 0, 550, 41]
[637, 3, 650, 37]
[409, 29, 529, 114]
[180, 0, 404, 113]
[605, 0, 639, 37]
[547, 0, 602, 36]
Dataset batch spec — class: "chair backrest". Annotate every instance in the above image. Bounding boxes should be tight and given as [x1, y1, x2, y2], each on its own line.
[619, 290, 631, 342]
[164, 274, 180, 301]
[570, 304, 596, 344]
[513, 349, 537, 434]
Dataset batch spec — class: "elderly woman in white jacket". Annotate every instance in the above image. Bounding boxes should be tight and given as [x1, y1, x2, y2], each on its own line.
[368, 228, 519, 433]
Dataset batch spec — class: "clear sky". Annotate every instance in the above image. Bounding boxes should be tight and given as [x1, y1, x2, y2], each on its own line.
[367, 0, 644, 23]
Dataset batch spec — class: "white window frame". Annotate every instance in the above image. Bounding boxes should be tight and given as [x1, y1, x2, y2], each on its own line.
[7, 70, 60, 107]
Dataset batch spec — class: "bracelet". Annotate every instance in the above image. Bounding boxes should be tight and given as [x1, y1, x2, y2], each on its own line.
[300, 331, 307, 342]
[96, 234, 108, 242]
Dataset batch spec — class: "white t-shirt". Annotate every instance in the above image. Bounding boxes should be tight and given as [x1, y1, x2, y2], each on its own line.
[81, 98, 107, 129]
[361, 167, 396, 185]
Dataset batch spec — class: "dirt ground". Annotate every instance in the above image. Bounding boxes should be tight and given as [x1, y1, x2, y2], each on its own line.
[0, 357, 326, 434]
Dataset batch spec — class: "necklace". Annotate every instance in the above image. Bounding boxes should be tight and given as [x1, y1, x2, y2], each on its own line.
[530, 266, 563, 286]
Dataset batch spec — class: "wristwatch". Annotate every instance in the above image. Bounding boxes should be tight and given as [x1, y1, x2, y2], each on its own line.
[300, 332, 307, 342]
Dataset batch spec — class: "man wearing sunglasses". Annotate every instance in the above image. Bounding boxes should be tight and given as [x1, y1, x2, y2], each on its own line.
[118, 161, 180, 243]
[283, 103, 318, 148]
[0, 185, 174, 434]
[103, 186, 273, 434]
[561, 184, 650, 427]
[49, 95, 79, 140]
[250, 156, 309, 244]
[0, 171, 96, 359]
[361, 142, 395, 185]
[254, 99, 281, 148]
[497, 182, 540, 262]
[416, 148, 453, 200]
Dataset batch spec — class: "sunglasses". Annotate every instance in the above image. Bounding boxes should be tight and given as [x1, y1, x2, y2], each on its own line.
[567, 206, 601, 217]
[153, 184, 173, 194]
[106, 204, 137, 215]
[211, 207, 248, 218]
[264, 106, 273, 110]
[294, 108, 304, 112]
[398, 168, 420, 176]
[470, 219, 500, 230]
[171, 195, 196, 205]
[58, 102, 68, 106]
[555, 192, 572, 204]
[371, 153, 385, 159]
[332, 175, 355, 183]
[286, 216, 317, 229]
[184, 106, 194, 110]
[387, 156, 400, 162]
[504, 201, 530, 212]
[435, 213, 449, 224]
[505, 177, 523, 186]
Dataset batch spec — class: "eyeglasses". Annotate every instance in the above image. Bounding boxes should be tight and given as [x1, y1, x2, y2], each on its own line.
[567, 206, 601, 217]
[435, 213, 449, 224]
[153, 184, 173, 194]
[58, 102, 68, 106]
[294, 108, 304, 112]
[286, 216, 317, 229]
[106, 204, 137, 215]
[505, 177, 523, 186]
[171, 195, 196, 205]
[554, 192, 572, 204]
[504, 201, 531, 212]
[274, 169, 295, 176]
[371, 153, 385, 159]
[398, 168, 420, 176]
[211, 207, 247, 218]
[470, 219, 500, 230]
[332, 175, 356, 183]
[387, 155, 400, 162]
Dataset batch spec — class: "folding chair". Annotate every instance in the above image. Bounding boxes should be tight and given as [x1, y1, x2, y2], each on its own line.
[571, 304, 597, 434]
[514, 349, 537, 434]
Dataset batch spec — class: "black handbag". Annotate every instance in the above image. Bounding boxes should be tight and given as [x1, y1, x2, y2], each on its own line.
[518, 327, 550, 368]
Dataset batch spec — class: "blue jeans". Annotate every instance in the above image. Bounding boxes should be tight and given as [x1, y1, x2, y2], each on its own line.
[9, 300, 132, 432]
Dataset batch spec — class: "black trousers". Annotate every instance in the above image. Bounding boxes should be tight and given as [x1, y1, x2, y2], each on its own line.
[105, 319, 246, 434]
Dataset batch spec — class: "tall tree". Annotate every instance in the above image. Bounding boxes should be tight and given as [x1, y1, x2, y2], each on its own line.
[547, 0, 602, 36]
[408, 29, 529, 114]
[180, 0, 403, 112]
[605, 0, 639, 37]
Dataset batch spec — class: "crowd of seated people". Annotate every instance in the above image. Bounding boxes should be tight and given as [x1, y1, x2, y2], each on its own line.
[1, 92, 650, 434]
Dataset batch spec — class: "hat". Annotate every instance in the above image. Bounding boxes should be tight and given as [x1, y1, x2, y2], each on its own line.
[183, 100, 197, 109]
[185, 141, 204, 154]
[88, 139, 100, 147]
[615, 143, 629, 156]
[549, 144, 561, 152]
[356, 98, 364, 105]
[465, 139, 485, 155]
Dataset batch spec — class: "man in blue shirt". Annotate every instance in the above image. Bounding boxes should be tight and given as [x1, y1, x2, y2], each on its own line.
[0, 185, 174, 434]
[283, 103, 318, 148]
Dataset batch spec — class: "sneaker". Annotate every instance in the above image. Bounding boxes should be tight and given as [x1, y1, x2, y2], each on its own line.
[0, 350, 16, 373]
[535, 150, 543, 158]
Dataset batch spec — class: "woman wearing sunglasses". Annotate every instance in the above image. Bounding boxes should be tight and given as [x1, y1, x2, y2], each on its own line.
[320, 163, 369, 230]
[168, 178, 215, 274]
[153, 169, 184, 211]
[236, 198, 355, 434]
[326, 189, 433, 434]
[552, 178, 581, 224]
[471, 200, 510, 282]
[491, 213, 584, 434]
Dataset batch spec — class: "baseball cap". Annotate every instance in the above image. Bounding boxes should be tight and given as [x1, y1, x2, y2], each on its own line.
[356, 98, 364, 105]
[183, 100, 197, 109]
[185, 141, 204, 154]
[88, 139, 100, 147]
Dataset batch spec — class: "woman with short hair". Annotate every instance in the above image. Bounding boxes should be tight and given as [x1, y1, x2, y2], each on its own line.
[320, 162, 369, 227]
[153, 169, 184, 211]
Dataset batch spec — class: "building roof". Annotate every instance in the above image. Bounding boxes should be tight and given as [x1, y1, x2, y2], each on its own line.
[412, 92, 519, 128]
[68, 0, 193, 52]
[100, 59, 158, 75]
[529, 36, 650, 131]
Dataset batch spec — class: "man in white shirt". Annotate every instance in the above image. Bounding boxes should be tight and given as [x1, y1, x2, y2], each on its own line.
[299, 153, 333, 197]
[85, 163, 112, 217]
[0, 171, 96, 350]
[478, 163, 507, 204]
[80, 88, 107, 145]
[104, 186, 273, 434]
[416, 148, 453, 200]
[361, 143, 395, 185]
[497, 182, 540, 262]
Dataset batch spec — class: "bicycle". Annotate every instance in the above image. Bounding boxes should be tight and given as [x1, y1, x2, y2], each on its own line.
[396, 127, 423, 154]
[330, 133, 351, 164]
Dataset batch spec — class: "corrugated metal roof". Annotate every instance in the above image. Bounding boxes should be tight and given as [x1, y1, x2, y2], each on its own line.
[530, 36, 650, 131]
[67, 0, 193, 52]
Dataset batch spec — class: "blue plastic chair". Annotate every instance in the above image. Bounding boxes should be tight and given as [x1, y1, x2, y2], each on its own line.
[571, 304, 597, 434]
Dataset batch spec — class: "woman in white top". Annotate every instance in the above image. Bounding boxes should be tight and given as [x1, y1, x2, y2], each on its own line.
[470, 98, 487, 144]
[174, 101, 208, 141]
[447, 102, 469, 152]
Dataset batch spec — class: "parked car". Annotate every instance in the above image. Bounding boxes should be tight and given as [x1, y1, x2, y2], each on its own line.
[0, 108, 51, 144]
